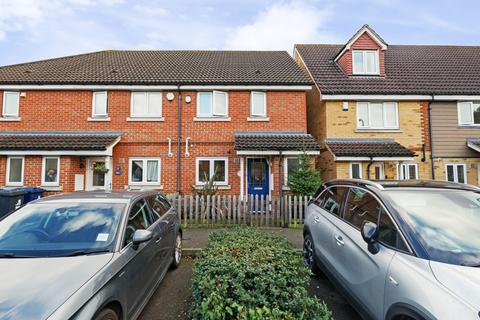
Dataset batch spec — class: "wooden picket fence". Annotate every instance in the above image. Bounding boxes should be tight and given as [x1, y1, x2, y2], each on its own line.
[168, 194, 312, 228]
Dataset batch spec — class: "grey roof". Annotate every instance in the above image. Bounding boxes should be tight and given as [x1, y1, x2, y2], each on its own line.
[325, 138, 415, 158]
[0, 50, 311, 86]
[234, 131, 320, 151]
[295, 44, 480, 95]
[0, 131, 121, 151]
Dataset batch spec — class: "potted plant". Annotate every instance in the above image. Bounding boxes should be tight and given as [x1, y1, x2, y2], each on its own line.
[93, 162, 109, 173]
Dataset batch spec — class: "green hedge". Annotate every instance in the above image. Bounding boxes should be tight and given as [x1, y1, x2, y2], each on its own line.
[191, 228, 333, 320]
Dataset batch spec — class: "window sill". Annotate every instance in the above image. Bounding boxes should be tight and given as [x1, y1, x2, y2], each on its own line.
[0, 117, 21, 122]
[88, 117, 111, 122]
[193, 117, 231, 122]
[247, 117, 270, 122]
[126, 184, 164, 190]
[458, 125, 480, 129]
[355, 128, 402, 133]
[193, 184, 231, 190]
[40, 185, 63, 191]
[127, 117, 164, 122]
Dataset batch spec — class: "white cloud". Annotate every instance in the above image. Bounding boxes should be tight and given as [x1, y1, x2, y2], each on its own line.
[224, 1, 337, 52]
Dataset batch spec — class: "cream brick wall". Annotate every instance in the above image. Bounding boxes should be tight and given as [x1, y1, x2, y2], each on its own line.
[433, 158, 480, 186]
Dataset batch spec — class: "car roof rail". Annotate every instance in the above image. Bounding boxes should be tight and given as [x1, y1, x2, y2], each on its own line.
[324, 179, 384, 190]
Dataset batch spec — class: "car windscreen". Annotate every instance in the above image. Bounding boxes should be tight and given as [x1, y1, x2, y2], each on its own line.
[0, 202, 125, 257]
[385, 189, 480, 266]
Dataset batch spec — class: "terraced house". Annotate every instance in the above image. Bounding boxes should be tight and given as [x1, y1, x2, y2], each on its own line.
[295, 24, 480, 185]
[0, 51, 318, 196]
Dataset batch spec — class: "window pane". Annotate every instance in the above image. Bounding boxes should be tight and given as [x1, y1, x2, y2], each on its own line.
[44, 158, 59, 183]
[365, 51, 377, 74]
[251, 92, 266, 116]
[131, 160, 143, 182]
[124, 200, 152, 246]
[457, 165, 465, 183]
[213, 91, 227, 116]
[408, 165, 417, 179]
[374, 166, 382, 180]
[4, 92, 19, 116]
[321, 187, 346, 216]
[383, 102, 398, 128]
[147, 195, 168, 220]
[353, 51, 364, 73]
[8, 158, 22, 183]
[357, 102, 369, 127]
[198, 160, 210, 182]
[378, 210, 407, 250]
[458, 102, 472, 124]
[287, 158, 300, 181]
[473, 104, 480, 124]
[446, 165, 455, 182]
[132, 92, 147, 116]
[198, 92, 212, 116]
[344, 188, 380, 229]
[351, 163, 361, 179]
[93, 92, 107, 116]
[146, 160, 159, 182]
[213, 160, 226, 182]
[370, 103, 384, 127]
[147, 92, 162, 116]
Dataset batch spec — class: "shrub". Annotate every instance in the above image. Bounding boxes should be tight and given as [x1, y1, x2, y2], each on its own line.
[191, 228, 333, 320]
[287, 153, 322, 197]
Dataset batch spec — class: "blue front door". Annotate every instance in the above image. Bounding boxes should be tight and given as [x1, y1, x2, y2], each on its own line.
[247, 158, 269, 197]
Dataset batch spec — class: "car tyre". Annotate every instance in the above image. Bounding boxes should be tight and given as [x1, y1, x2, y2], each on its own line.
[94, 308, 119, 320]
[170, 232, 182, 269]
[304, 233, 320, 275]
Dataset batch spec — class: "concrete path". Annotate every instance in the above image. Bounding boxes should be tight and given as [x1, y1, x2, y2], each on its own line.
[182, 227, 303, 253]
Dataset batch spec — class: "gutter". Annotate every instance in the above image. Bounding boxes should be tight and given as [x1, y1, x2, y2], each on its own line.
[177, 87, 182, 194]
[366, 157, 374, 180]
[428, 96, 435, 179]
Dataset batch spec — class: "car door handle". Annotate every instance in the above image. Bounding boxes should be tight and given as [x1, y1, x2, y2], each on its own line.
[155, 237, 162, 244]
[389, 276, 399, 286]
[335, 235, 345, 247]
[313, 216, 321, 224]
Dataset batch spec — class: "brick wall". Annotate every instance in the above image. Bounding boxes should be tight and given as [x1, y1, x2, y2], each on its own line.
[0, 89, 307, 194]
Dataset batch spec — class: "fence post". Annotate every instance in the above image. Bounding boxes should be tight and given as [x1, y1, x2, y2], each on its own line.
[293, 196, 298, 228]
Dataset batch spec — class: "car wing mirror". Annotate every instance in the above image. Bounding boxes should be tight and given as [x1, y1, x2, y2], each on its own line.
[361, 221, 380, 254]
[132, 229, 153, 249]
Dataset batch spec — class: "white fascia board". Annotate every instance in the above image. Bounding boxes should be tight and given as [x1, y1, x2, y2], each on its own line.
[334, 156, 414, 161]
[467, 141, 480, 153]
[0, 84, 312, 91]
[236, 150, 320, 155]
[321, 94, 432, 101]
[0, 150, 113, 156]
[282, 151, 320, 155]
[433, 95, 480, 101]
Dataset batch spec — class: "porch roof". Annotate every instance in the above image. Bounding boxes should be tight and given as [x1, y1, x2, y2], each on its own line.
[234, 131, 320, 155]
[0, 131, 121, 156]
[325, 138, 415, 160]
[467, 138, 480, 153]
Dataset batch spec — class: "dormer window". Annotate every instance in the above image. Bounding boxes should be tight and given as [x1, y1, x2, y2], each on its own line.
[352, 50, 379, 75]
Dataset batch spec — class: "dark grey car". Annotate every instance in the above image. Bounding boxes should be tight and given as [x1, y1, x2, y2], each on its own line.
[0, 190, 182, 320]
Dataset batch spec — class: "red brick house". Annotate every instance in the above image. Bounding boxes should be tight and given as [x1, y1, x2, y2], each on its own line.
[0, 50, 318, 197]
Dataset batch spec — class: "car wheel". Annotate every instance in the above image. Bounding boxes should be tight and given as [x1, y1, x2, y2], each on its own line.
[303, 234, 320, 275]
[94, 308, 119, 320]
[170, 232, 182, 269]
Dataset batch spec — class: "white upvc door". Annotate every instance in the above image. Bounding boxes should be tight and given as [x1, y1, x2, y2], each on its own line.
[86, 157, 112, 191]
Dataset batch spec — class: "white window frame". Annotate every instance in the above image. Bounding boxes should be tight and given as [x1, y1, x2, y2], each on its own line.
[398, 163, 418, 180]
[284, 157, 299, 184]
[372, 162, 385, 180]
[356, 101, 399, 129]
[92, 91, 108, 117]
[196, 91, 229, 118]
[41, 156, 60, 186]
[130, 92, 163, 118]
[349, 162, 363, 179]
[6, 156, 24, 187]
[457, 101, 480, 126]
[352, 50, 380, 75]
[195, 157, 228, 185]
[445, 163, 467, 184]
[250, 91, 267, 117]
[2, 91, 20, 117]
[128, 158, 161, 186]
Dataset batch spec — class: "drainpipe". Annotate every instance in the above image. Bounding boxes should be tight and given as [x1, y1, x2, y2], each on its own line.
[428, 96, 435, 179]
[279, 151, 287, 228]
[177, 87, 182, 194]
[366, 157, 374, 180]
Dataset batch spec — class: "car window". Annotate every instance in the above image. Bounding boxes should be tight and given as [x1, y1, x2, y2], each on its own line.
[147, 194, 170, 220]
[344, 187, 380, 228]
[378, 210, 409, 251]
[320, 187, 347, 216]
[123, 199, 152, 247]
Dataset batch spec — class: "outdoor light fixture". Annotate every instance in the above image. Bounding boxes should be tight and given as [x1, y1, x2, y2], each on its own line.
[342, 101, 349, 111]
[166, 92, 175, 101]
[184, 95, 192, 103]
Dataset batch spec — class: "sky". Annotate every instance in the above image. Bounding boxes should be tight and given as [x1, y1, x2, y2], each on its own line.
[0, 0, 479, 66]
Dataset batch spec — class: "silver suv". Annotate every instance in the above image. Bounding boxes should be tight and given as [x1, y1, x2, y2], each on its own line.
[304, 179, 480, 320]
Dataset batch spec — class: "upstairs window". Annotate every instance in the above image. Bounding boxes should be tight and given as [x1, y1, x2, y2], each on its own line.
[250, 91, 267, 117]
[131, 92, 162, 118]
[197, 91, 228, 117]
[357, 102, 398, 129]
[92, 91, 108, 117]
[352, 50, 379, 75]
[2, 91, 20, 118]
[458, 102, 480, 125]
